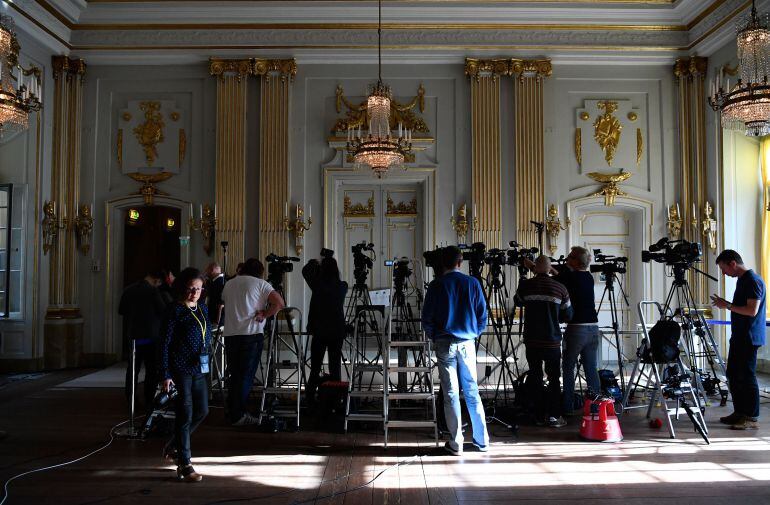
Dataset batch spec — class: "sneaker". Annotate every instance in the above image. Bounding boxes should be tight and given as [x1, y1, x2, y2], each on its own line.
[730, 418, 759, 430]
[177, 465, 203, 483]
[232, 413, 259, 427]
[719, 412, 743, 425]
[472, 442, 489, 452]
[444, 441, 463, 456]
[546, 416, 567, 428]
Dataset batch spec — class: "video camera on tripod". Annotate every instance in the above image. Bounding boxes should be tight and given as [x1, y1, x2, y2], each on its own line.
[641, 237, 702, 267]
[460, 242, 487, 279]
[352, 241, 376, 287]
[590, 249, 628, 276]
[506, 241, 539, 269]
[266, 253, 300, 291]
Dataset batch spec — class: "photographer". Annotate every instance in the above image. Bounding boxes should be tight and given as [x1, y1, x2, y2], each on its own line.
[302, 250, 348, 403]
[159, 268, 212, 483]
[515, 255, 573, 427]
[221, 258, 285, 426]
[422, 246, 489, 456]
[553, 247, 601, 415]
[711, 249, 766, 430]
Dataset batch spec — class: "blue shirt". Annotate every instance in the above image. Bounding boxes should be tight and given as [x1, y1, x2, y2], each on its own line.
[731, 269, 766, 346]
[421, 270, 487, 341]
[160, 303, 213, 379]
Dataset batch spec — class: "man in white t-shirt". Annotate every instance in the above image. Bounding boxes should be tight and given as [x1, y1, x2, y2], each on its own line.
[222, 258, 285, 426]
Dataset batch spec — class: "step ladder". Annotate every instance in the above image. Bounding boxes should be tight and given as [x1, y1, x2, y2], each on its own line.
[344, 305, 388, 432]
[258, 307, 305, 430]
[623, 301, 708, 441]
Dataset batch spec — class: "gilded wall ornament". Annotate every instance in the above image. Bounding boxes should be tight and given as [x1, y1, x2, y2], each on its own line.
[627, 112, 638, 122]
[702, 201, 718, 251]
[127, 172, 172, 206]
[636, 128, 643, 167]
[666, 203, 682, 240]
[332, 83, 429, 134]
[121, 112, 131, 122]
[545, 204, 570, 256]
[593, 100, 622, 166]
[117, 129, 123, 169]
[579, 111, 590, 121]
[386, 195, 417, 216]
[74, 204, 94, 256]
[132, 101, 165, 166]
[42, 200, 58, 255]
[574, 128, 582, 167]
[587, 169, 631, 206]
[343, 195, 375, 217]
[170, 111, 180, 122]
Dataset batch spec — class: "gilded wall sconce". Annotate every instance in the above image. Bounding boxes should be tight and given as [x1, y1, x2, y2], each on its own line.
[450, 203, 477, 244]
[189, 203, 217, 255]
[42, 200, 58, 255]
[74, 204, 94, 255]
[284, 203, 312, 255]
[666, 203, 682, 240]
[702, 201, 718, 251]
[545, 204, 570, 256]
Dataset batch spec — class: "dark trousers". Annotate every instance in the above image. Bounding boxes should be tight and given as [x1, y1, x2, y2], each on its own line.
[726, 339, 760, 419]
[124, 341, 158, 411]
[168, 373, 209, 466]
[307, 332, 344, 397]
[525, 345, 562, 419]
[225, 334, 264, 421]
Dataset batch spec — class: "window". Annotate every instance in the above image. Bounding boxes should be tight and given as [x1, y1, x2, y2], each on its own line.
[0, 184, 22, 318]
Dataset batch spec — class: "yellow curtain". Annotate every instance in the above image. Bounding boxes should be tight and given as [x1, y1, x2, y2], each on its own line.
[761, 139, 770, 311]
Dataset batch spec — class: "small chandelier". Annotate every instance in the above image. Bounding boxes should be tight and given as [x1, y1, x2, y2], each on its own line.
[0, 15, 43, 137]
[709, 0, 770, 136]
[346, 0, 412, 178]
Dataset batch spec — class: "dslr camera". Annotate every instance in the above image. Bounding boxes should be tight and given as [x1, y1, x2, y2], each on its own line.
[641, 238, 701, 266]
[589, 249, 628, 275]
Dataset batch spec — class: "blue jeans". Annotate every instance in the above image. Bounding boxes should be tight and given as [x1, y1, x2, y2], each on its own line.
[168, 373, 209, 466]
[225, 334, 264, 421]
[726, 339, 760, 419]
[562, 325, 601, 413]
[434, 338, 489, 451]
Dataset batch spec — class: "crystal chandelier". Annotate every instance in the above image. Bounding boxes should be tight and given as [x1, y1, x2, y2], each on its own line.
[0, 15, 43, 137]
[708, 0, 770, 137]
[346, 0, 412, 178]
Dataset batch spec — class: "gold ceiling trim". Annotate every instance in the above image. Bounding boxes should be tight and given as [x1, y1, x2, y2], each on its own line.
[209, 58, 297, 80]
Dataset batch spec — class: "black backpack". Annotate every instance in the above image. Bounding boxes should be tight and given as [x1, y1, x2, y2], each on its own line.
[648, 318, 681, 363]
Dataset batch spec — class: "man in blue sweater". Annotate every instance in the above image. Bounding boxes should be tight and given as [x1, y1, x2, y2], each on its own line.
[422, 246, 489, 456]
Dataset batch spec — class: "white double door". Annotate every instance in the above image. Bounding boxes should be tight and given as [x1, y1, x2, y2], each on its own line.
[336, 184, 424, 290]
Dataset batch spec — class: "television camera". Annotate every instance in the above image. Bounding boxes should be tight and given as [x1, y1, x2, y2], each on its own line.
[460, 242, 487, 279]
[590, 249, 628, 276]
[352, 241, 376, 287]
[641, 238, 702, 266]
[266, 253, 300, 291]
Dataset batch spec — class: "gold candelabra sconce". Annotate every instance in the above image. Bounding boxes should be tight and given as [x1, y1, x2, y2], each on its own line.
[666, 203, 682, 240]
[545, 204, 570, 256]
[283, 203, 312, 255]
[450, 203, 477, 244]
[41, 200, 60, 255]
[701, 201, 718, 251]
[74, 204, 94, 256]
[189, 203, 217, 255]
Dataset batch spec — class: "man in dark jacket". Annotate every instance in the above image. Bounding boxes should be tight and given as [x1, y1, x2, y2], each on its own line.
[205, 262, 226, 326]
[119, 270, 168, 413]
[516, 255, 573, 427]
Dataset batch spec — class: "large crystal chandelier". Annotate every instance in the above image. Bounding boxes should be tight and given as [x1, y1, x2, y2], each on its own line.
[346, 0, 412, 178]
[0, 15, 43, 137]
[708, 0, 770, 136]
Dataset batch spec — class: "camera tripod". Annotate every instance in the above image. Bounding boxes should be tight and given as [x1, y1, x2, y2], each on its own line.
[389, 261, 426, 392]
[596, 269, 631, 394]
[343, 272, 383, 384]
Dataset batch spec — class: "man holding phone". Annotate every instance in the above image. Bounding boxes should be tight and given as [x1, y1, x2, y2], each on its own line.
[711, 249, 766, 430]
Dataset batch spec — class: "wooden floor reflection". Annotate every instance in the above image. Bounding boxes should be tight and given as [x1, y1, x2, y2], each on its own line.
[0, 370, 768, 505]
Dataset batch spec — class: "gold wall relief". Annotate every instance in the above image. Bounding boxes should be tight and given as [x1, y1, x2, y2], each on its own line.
[587, 170, 631, 207]
[331, 83, 429, 134]
[132, 101, 165, 167]
[343, 195, 375, 218]
[580, 111, 590, 121]
[593, 100, 622, 166]
[178, 129, 186, 168]
[575, 128, 582, 167]
[209, 57, 297, 82]
[636, 128, 643, 167]
[127, 172, 172, 206]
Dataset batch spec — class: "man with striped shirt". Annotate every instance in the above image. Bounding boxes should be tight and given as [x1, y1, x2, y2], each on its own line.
[516, 255, 573, 427]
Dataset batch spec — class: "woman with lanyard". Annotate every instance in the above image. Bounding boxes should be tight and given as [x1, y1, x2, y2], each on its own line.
[159, 267, 212, 482]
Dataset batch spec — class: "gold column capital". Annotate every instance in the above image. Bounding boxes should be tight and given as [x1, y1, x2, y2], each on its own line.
[253, 58, 297, 81]
[674, 56, 708, 79]
[52, 56, 86, 80]
[209, 58, 252, 79]
[509, 58, 552, 80]
[465, 58, 509, 80]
